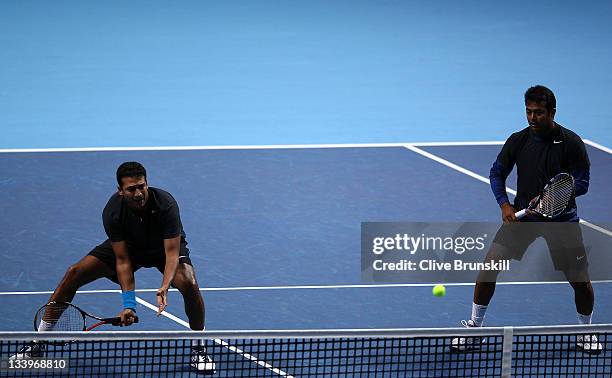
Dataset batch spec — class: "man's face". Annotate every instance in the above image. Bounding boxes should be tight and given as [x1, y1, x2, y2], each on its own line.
[526, 100, 555, 134]
[118, 176, 149, 210]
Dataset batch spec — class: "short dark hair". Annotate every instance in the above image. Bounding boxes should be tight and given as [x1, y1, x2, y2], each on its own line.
[525, 85, 556, 113]
[116, 162, 147, 186]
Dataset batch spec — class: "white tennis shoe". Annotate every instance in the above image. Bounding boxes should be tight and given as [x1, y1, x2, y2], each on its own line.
[576, 334, 603, 355]
[450, 320, 485, 351]
[9, 341, 46, 360]
[190, 346, 216, 374]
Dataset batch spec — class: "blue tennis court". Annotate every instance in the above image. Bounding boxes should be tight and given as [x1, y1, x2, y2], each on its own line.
[1, 1, 611, 376]
[0, 143, 611, 378]
[1, 142, 610, 331]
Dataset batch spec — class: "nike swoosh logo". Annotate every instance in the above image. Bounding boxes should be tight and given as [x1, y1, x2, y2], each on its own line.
[553, 140, 563, 144]
[576, 255, 585, 261]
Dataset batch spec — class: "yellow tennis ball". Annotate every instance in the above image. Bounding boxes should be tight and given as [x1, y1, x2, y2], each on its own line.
[432, 284, 446, 297]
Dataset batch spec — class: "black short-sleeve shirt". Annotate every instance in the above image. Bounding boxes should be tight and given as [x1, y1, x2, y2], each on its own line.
[102, 187, 187, 252]
[496, 123, 590, 212]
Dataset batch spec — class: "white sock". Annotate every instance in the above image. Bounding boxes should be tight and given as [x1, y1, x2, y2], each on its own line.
[191, 339, 206, 351]
[37, 320, 54, 332]
[471, 303, 488, 327]
[577, 312, 592, 325]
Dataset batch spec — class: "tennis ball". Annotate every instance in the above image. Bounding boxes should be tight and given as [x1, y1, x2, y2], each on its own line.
[432, 284, 446, 297]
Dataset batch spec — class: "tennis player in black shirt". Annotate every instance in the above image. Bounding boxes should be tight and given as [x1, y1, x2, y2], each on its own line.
[452, 86, 602, 353]
[14, 162, 215, 373]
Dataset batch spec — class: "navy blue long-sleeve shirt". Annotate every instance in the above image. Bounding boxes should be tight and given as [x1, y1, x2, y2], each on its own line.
[489, 123, 590, 221]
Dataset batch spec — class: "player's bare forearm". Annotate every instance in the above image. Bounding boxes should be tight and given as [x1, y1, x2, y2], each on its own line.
[160, 237, 181, 291]
[155, 237, 180, 315]
[116, 260, 135, 291]
[111, 241, 135, 291]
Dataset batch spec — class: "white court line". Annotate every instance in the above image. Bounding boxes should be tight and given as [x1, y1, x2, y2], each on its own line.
[0, 143, 403, 153]
[3, 280, 612, 296]
[0, 138, 607, 153]
[579, 220, 612, 236]
[0, 141, 507, 153]
[584, 139, 612, 154]
[404, 144, 516, 196]
[404, 144, 612, 237]
[410, 141, 504, 147]
[135, 296, 294, 377]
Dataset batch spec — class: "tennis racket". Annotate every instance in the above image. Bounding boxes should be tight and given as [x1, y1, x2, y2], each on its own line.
[34, 301, 139, 332]
[515, 172, 576, 220]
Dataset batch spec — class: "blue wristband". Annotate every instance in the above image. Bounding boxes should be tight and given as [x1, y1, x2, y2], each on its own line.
[122, 290, 136, 310]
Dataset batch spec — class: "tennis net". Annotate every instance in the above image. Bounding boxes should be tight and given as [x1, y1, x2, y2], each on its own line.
[0, 324, 609, 377]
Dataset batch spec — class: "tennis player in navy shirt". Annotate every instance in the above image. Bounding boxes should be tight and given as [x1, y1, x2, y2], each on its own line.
[451, 86, 601, 354]
[14, 162, 215, 373]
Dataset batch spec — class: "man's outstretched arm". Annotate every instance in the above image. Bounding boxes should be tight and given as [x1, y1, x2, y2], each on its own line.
[156, 236, 181, 315]
[111, 240, 137, 326]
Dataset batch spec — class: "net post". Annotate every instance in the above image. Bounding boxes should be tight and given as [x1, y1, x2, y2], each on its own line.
[501, 326, 514, 378]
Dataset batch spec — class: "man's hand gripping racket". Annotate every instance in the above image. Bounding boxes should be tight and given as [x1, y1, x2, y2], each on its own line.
[35, 301, 139, 332]
[515, 172, 576, 220]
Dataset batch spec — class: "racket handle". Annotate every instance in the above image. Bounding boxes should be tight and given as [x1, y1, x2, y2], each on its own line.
[515, 209, 527, 219]
[109, 316, 140, 326]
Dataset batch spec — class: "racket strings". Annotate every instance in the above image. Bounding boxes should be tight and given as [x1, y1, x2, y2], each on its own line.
[537, 175, 575, 216]
[35, 303, 84, 331]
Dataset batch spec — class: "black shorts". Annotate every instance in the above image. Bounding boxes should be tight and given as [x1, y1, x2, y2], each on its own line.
[492, 221, 588, 273]
[88, 239, 192, 282]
